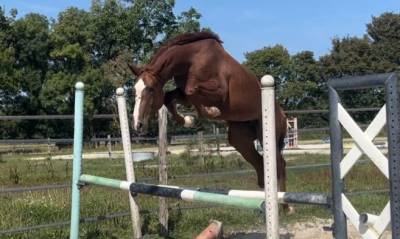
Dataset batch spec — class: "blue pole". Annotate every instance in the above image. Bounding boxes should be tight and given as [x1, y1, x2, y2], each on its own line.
[70, 82, 84, 239]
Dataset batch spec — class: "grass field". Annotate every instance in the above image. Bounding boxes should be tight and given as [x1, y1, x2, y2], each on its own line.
[0, 149, 389, 238]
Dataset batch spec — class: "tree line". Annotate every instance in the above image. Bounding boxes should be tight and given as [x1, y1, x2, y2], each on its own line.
[0, 0, 399, 139]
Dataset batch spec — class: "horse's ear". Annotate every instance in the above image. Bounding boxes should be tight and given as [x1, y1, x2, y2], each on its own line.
[127, 63, 143, 76]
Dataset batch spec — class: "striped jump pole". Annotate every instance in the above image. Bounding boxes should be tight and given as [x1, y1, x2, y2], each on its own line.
[211, 190, 330, 206]
[78, 174, 330, 208]
[70, 82, 84, 239]
[116, 88, 142, 238]
[79, 174, 266, 212]
[261, 75, 279, 238]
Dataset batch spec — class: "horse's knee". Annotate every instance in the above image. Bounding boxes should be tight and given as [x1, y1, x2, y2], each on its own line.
[228, 127, 241, 148]
[276, 153, 286, 180]
[228, 133, 239, 148]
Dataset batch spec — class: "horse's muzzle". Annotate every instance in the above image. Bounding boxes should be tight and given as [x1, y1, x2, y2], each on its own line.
[135, 122, 148, 135]
[136, 122, 143, 131]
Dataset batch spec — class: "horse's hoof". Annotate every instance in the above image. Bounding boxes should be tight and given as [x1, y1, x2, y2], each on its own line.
[287, 206, 296, 215]
[204, 106, 221, 118]
[257, 180, 264, 188]
[183, 115, 195, 128]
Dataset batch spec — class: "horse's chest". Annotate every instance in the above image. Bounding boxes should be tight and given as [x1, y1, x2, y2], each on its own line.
[184, 78, 227, 105]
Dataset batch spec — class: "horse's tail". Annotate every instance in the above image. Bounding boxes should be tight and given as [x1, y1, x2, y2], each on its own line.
[277, 132, 286, 152]
[275, 102, 287, 152]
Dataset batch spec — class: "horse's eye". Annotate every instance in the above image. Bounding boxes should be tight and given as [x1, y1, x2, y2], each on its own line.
[147, 88, 154, 95]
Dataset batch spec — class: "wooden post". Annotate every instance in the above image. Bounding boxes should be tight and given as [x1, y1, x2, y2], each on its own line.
[93, 135, 97, 149]
[116, 88, 142, 239]
[216, 128, 221, 160]
[47, 137, 52, 159]
[158, 106, 168, 236]
[198, 131, 204, 164]
[293, 117, 298, 148]
[107, 135, 112, 160]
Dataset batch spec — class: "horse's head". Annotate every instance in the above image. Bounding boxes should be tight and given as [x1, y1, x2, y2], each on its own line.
[128, 64, 164, 134]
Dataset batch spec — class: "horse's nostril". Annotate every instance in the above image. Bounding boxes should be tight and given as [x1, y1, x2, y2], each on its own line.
[137, 123, 143, 130]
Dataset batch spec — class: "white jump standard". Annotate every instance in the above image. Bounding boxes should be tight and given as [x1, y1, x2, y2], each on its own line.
[328, 72, 400, 239]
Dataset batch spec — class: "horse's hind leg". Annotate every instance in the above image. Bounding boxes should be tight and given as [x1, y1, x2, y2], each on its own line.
[228, 121, 265, 187]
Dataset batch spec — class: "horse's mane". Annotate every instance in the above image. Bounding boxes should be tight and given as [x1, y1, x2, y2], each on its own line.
[167, 31, 222, 46]
[148, 31, 222, 66]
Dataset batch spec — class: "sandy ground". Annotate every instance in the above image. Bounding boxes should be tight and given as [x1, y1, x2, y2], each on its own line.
[227, 218, 391, 239]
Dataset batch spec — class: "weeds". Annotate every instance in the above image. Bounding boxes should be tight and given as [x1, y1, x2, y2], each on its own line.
[44, 161, 56, 179]
[9, 166, 20, 184]
[0, 152, 390, 238]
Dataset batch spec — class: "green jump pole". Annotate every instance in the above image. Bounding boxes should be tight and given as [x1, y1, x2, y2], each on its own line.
[70, 82, 84, 239]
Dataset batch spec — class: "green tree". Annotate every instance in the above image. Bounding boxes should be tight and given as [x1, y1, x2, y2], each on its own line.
[11, 13, 51, 115]
[0, 7, 19, 138]
[367, 12, 400, 68]
[0, 0, 207, 138]
[90, 0, 129, 63]
[0, 7, 17, 114]
[319, 35, 396, 110]
[0, 12, 52, 138]
[123, 0, 176, 62]
[50, 7, 92, 73]
[282, 51, 322, 109]
[243, 45, 291, 103]
[319, 36, 383, 78]
[173, 7, 202, 35]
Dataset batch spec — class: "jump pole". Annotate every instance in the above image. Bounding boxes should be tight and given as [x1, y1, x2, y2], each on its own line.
[116, 88, 142, 238]
[79, 174, 266, 211]
[261, 75, 279, 238]
[78, 173, 329, 206]
[69, 82, 84, 239]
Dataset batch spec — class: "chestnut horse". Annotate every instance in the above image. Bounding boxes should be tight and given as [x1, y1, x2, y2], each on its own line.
[128, 31, 287, 190]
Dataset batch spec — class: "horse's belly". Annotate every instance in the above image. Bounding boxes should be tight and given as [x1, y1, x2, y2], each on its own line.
[186, 94, 222, 107]
[221, 107, 260, 121]
[221, 95, 261, 121]
[187, 95, 260, 121]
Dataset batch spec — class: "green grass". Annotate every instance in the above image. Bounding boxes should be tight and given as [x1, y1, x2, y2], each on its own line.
[0, 151, 390, 238]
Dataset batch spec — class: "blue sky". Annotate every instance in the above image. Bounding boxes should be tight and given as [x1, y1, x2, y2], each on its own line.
[1, 1, 399, 62]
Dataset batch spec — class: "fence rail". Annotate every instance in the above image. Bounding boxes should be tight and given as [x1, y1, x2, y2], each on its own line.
[1, 107, 381, 145]
[1, 124, 375, 145]
[0, 136, 157, 145]
[0, 107, 381, 121]
[0, 114, 116, 120]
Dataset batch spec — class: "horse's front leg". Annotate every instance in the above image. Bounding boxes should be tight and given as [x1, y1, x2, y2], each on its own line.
[195, 105, 222, 119]
[164, 89, 195, 127]
[185, 77, 223, 120]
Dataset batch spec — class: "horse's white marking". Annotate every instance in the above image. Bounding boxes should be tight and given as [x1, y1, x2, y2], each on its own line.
[133, 79, 145, 130]
[183, 115, 195, 128]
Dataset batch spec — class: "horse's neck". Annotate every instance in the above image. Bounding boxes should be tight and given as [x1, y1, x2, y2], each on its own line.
[151, 45, 194, 85]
